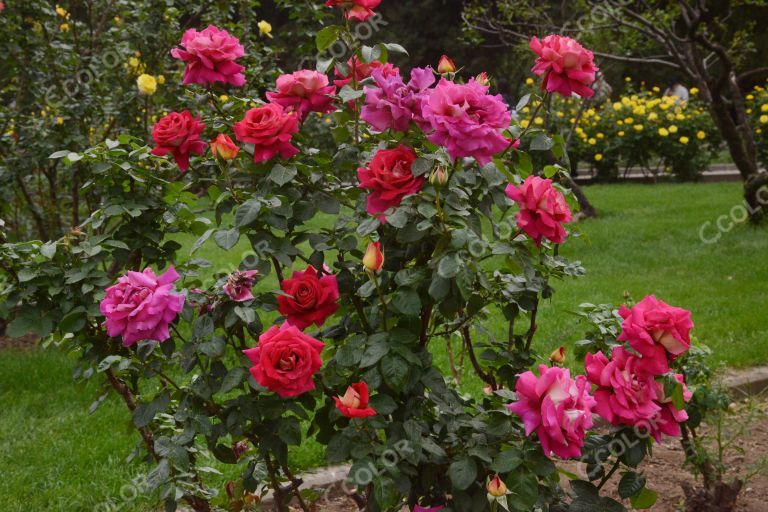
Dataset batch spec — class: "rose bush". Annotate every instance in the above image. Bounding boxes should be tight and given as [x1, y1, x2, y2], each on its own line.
[0, 4, 705, 512]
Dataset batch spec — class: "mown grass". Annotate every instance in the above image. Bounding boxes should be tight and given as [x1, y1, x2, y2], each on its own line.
[1, 182, 766, 511]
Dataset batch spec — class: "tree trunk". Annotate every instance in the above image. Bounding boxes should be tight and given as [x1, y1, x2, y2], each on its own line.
[567, 175, 597, 218]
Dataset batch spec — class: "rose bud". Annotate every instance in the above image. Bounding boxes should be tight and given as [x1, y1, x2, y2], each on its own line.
[210, 133, 240, 161]
[487, 474, 508, 497]
[429, 166, 448, 186]
[475, 72, 491, 86]
[437, 55, 456, 74]
[550, 346, 566, 364]
[223, 269, 259, 302]
[232, 440, 249, 459]
[363, 241, 384, 273]
[334, 382, 377, 418]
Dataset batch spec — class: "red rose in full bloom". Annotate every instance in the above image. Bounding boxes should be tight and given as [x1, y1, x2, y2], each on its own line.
[150, 111, 207, 172]
[357, 146, 425, 220]
[243, 323, 324, 398]
[334, 382, 377, 418]
[277, 266, 339, 330]
[233, 103, 300, 164]
[325, 0, 381, 21]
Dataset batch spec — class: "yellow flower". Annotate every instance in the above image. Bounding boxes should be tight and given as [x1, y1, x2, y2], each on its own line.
[697, 131, 706, 140]
[679, 136, 690, 144]
[556, 111, 564, 118]
[56, 117, 64, 125]
[675, 113, 685, 121]
[625, 77, 632, 82]
[690, 87, 699, 95]
[613, 102, 622, 111]
[60, 23, 70, 32]
[156, 75, 166, 85]
[594, 153, 603, 161]
[520, 120, 530, 129]
[668, 125, 678, 134]
[525, 78, 534, 86]
[658, 127, 669, 137]
[219, 95, 229, 102]
[136, 74, 157, 95]
[534, 117, 544, 126]
[624, 117, 634, 124]
[761, 104, 768, 113]
[618, 131, 625, 137]
[597, 132, 604, 139]
[634, 124, 644, 131]
[621, 97, 631, 106]
[55, 5, 68, 17]
[114, 16, 123, 25]
[648, 112, 658, 121]
[258, 20, 273, 38]
[652, 86, 660, 93]
[128, 57, 140, 68]
[588, 138, 597, 145]
[760, 115, 768, 124]
[747, 94, 755, 100]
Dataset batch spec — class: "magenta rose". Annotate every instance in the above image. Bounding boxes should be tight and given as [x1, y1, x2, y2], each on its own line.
[334, 56, 399, 89]
[617, 295, 693, 365]
[357, 145, 425, 219]
[277, 266, 339, 330]
[243, 323, 324, 398]
[505, 176, 572, 245]
[361, 67, 435, 133]
[150, 111, 207, 173]
[530, 35, 598, 98]
[421, 78, 511, 165]
[233, 103, 300, 164]
[325, 0, 381, 21]
[170, 25, 245, 87]
[100, 266, 185, 347]
[223, 270, 259, 302]
[507, 365, 596, 459]
[266, 70, 336, 121]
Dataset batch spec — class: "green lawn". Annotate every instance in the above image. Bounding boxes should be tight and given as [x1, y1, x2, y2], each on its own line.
[1, 182, 766, 511]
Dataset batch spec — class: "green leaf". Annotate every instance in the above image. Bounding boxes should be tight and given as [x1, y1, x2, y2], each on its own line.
[516, 94, 531, 112]
[191, 228, 215, 254]
[383, 43, 409, 55]
[380, 355, 408, 391]
[437, 253, 461, 279]
[630, 487, 658, 509]
[530, 134, 554, 152]
[133, 393, 170, 428]
[618, 471, 646, 499]
[235, 199, 262, 227]
[360, 339, 390, 368]
[316, 25, 342, 51]
[268, 163, 297, 186]
[392, 288, 421, 316]
[49, 150, 70, 159]
[220, 367, 247, 394]
[448, 457, 477, 491]
[214, 229, 240, 250]
[278, 418, 302, 445]
[411, 158, 433, 176]
[338, 86, 365, 103]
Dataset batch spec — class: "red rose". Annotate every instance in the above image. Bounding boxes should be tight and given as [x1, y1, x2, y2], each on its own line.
[150, 111, 207, 172]
[357, 145, 425, 220]
[233, 103, 300, 164]
[334, 382, 377, 418]
[243, 324, 324, 398]
[277, 266, 340, 330]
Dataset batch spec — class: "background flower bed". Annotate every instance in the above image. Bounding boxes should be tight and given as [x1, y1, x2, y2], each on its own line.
[2, 182, 767, 511]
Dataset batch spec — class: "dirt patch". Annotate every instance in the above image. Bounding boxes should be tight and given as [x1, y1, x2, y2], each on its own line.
[0, 334, 38, 350]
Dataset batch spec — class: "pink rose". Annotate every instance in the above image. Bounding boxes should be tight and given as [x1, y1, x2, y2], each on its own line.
[585, 346, 692, 442]
[100, 266, 185, 347]
[325, 0, 381, 21]
[334, 382, 377, 418]
[223, 270, 259, 302]
[334, 56, 399, 89]
[243, 323, 324, 398]
[277, 266, 340, 330]
[618, 295, 693, 365]
[361, 67, 435, 133]
[233, 103, 300, 164]
[357, 145, 425, 219]
[150, 111, 207, 172]
[266, 70, 336, 121]
[171, 25, 245, 87]
[505, 176, 572, 245]
[530, 35, 598, 98]
[507, 365, 596, 459]
[421, 78, 511, 165]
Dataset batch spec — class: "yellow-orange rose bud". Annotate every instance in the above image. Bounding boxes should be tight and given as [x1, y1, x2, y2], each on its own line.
[437, 55, 456, 74]
[550, 346, 566, 364]
[363, 242, 384, 273]
[487, 474, 508, 497]
[210, 134, 240, 161]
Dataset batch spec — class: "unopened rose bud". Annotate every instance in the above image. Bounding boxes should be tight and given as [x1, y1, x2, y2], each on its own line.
[210, 133, 240, 161]
[232, 440, 249, 459]
[429, 166, 448, 186]
[550, 346, 566, 364]
[475, 72, 490, 86]
[487, 474, 508, 497]
[437, 55, 456, 74]
[363, 241, 384, 273]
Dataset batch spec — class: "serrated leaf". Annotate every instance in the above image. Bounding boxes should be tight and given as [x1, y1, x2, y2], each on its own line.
[630, 487, 658, 509]
[448, 457, 477, 491]
[214, 229, 240, 250]
[618, 471, 646, 499]
[316, 25, 342, 51]
[268, 163, 297, 186]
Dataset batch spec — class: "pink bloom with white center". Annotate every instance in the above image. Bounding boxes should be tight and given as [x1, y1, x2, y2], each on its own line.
[507, 365, 596, 459]
[223, 270, 259, 302]
[530, 35, 598, 98]
[618, 295, 693, 365]
[505, 176, 572, 245]
[171, 25, 245, 87]
[266, 70, 336, 121]
[100, 267, 185, 347]
[421, 78, 511, 165]
[361, 67, 435, 133]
